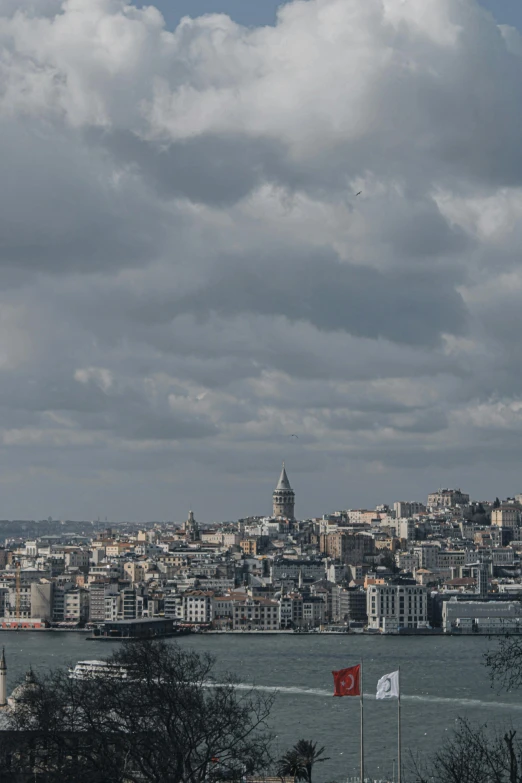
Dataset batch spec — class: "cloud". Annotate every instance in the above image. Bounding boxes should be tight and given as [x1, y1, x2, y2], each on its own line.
[0, 0, 521, 519]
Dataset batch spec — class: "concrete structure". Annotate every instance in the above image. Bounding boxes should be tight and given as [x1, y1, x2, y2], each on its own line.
[428, 489, 470, 508]
[367, 583, 429, 632]
[183, 591, 212, 624]
[396, 519, 415, 542]
[279, 594, 304, 628]
[64, 588, 89, 624]
[319, 532, 375, 563]
[185, 510, 200, 543]
[491, 505, 520, 529]
[442, 599, 522, 634]
[394, 502, 426, 519]
[271, 559, 325, 583]
[437, 550, 468, 569]
[0, 649, 5, 708]
[123, 562, 146, 584]
[273, 463, 295, 519]
[413, 544, 439, 570]
[30, 581, 53, 622]
[89, 582, 118, 623]
[233, 597, 279, 630]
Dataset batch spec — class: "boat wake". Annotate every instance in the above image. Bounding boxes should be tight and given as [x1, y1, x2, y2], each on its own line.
[215, 682, 522, 711]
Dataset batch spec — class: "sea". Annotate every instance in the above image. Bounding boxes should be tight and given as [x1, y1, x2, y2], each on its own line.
[1, 632, 520, 782]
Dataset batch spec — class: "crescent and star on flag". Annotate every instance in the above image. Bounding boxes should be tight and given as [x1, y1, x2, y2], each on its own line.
[331, 666, 400, 699]
[332, 665, 360, 697]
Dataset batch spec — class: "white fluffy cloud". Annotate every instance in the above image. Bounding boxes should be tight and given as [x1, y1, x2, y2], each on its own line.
[0, 0, 521, 519]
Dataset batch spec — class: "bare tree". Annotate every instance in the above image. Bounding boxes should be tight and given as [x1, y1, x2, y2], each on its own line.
[0, 640, 274, 783]
[409, 718, 522, 783]
[485, 635, 522, 692]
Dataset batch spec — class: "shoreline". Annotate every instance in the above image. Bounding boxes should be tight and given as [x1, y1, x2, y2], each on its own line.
[0, 627, 506, 637]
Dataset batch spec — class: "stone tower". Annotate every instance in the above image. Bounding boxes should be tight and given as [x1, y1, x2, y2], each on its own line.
[185, 510, 200, 542]
[0, 648, 6, 708]
[273, 462, 295, 519]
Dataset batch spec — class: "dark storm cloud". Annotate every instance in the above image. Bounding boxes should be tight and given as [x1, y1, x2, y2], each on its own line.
[0, 122, 168, 274]
[1, 0, 522, 518]
[96, 129, 285, 207]
[166, 251, 467, 346]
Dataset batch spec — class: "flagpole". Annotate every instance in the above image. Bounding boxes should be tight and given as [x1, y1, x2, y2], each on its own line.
[360, 659, 364, 783]
[397, 666, 402, 783]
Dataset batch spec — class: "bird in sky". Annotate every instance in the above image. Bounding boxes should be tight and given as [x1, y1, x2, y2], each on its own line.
[356, 191, 362, 196]
[288, 434, 299, 439]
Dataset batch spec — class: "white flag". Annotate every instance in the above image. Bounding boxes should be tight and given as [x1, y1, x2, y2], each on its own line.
[376, 670, 399, 700]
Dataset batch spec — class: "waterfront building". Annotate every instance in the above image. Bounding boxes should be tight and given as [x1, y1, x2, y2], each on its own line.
[332, 585, 367, 625]
[30, 581, 53, 623]
[211, 595, 234, 629]
[64, 587, 89, 624]
[183, 591, 212, 625]
[302, 595, 326, 627]
[232, 597, 279, 630]
[272, 463, 295, 519]
[89, 582, 119, 623]
[279, 593, 303, 628]
[442, 599, 522, 634]
[367, 582, 429, 633]
[164, 592, 183, 620]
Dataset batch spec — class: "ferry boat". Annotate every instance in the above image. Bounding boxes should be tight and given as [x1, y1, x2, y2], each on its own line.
[69, 660, 130, 680]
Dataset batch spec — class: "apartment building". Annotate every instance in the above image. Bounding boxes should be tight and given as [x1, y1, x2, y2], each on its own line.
[232, 597, 279, 630]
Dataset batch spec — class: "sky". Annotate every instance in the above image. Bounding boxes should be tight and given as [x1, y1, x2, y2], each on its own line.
[2, 0, 522, 522]
[137, 0, 522, 30]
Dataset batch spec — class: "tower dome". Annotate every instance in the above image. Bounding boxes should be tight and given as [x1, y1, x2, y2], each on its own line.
[272, 462, 295, 519]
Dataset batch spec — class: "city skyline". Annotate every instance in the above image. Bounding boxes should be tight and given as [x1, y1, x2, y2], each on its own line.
[2, 0, 522, 521]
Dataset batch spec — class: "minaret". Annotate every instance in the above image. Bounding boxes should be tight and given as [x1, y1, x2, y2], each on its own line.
[0, 648, 6, 708]
[272, 462, 295, 519]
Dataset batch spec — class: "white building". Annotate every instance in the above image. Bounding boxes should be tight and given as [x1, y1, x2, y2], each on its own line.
[393, 502, 426, 519]
[396, 519, 415, 541]
[64, 588, 89, 623]
[442, 599, 522, 634]
[183, 591, 212, 625]
[367, 583, 429, 633]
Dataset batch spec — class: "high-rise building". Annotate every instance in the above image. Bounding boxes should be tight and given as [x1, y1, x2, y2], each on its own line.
[272, 462, 295, 519]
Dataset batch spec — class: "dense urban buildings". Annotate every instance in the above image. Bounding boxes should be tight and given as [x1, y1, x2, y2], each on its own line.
[0, 466, 521, 636]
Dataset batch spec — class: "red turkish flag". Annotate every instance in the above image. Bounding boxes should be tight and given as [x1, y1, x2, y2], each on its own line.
[332, 665, 361, 697]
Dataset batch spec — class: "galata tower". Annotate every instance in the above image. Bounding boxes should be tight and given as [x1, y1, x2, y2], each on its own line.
[272, 462, 295, 519]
